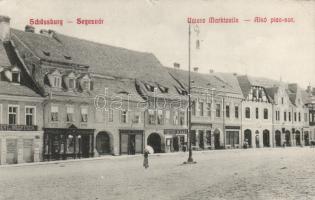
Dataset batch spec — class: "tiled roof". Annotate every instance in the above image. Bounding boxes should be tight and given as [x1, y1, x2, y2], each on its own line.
[213, 72, 243, 96]
[11, 28, 181, 97]
[265, 87, 278, 101]
[167, 68, 243, 98]
[0, 81, 41, 97]
[0, 43, 11, 67]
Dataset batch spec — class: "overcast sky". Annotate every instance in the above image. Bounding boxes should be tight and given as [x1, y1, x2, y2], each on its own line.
[0, 0, 314, 88]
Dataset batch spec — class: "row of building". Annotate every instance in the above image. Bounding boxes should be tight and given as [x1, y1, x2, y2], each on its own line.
[0, 15, 314, 164]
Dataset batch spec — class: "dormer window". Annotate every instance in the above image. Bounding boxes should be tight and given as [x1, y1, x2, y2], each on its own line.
[43, 51, 50, 56]
[12, 71, 20, 83]
[53, 76, 61, 88]
[159, 85, 169, 93]
[82, 80, 90, 90]
[64, 55, 72, 60]
[79, 74, 91, 91]
[68, 78, 75, 89]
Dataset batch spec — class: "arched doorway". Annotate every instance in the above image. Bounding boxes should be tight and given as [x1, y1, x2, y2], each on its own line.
[304, 131, 310, 146]
[285, 130, 291, 146]
[295, 131, 301, 146]
[147, 133, 162, 153]
[275, 130, 281, 147]
[214, 129, 220, 149]
[255, 130, 260, 148]
[96, 132, 111, 155]
[244, 129, 252, 147]
[263, 130, 270, 147]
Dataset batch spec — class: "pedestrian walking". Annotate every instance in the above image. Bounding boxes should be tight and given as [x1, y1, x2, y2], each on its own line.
[143, 149, 149, 169]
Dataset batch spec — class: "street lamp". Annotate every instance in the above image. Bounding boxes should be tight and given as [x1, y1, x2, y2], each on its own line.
[184, 23, 196, 164]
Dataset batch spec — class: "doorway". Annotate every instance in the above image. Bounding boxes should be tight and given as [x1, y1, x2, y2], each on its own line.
[275, 130, 281, 147]
[147, 133, 162, 153]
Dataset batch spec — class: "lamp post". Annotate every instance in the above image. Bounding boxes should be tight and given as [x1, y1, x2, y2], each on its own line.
[184, 23, 196, 164]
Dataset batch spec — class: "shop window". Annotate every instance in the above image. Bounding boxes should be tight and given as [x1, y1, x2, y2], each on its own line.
[81, 107, 88, 122]
[51, 105, 58, 121]
[25, 107, 35, 126]
[67, 135, 75, 153]
[264, 108, 268, 119]
[66, 106, 74, 122]
[245, 107, 250, 119]
[226, 131, 239, 146]
[157, 110, 163, 125]
[121, 110, 128, 123]
[226, 105, 230, 118]
[8, 105, 18, 125]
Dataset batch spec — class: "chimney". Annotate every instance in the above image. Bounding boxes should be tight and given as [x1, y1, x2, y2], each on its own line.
[209, 69, 214, 73]
[173, 62, 180, 69]
[25, 25, 35, 33]
[40, 29, 50, 36]
[0, 15, 10, 42]
[233, 72, 237, 76]
[193, 67, 198, 72]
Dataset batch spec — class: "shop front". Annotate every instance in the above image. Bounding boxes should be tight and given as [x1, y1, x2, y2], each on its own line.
[43, 125, 94, 161]
[191, 123, 212, 150]
[164, 129, 187, 152]
[225, 126, 241, 148]
[119, 129, 144, 155]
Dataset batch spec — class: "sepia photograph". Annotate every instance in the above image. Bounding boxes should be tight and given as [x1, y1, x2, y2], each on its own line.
[0, 0, 315, 199]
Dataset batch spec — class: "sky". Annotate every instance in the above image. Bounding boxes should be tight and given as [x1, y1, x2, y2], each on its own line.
[0, 0, 314, 88]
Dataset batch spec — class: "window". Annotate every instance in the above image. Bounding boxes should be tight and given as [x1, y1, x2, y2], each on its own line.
[281, 97, 284, 104]
[133, 111, 141, 124]
[294, 112, 297, 121]
[68, 78, 75, 89]
[235, 106, 239, 119]
[245, 107, 250, 119]
[207, 103, 211, 117]
[8, 105, 18, 125]
[226, 105, 230, 118]
[121, 110, 128, 123]
[264, 108, 268, 119]
[108, 109, 113, 122]
[66, 106, 74, 122]
[82, 80, 90, 90]
[53, 76, 61, 88]
[148, 109, 155, 125]
[288, 112, 291, 121]
[258, 89, 263, 99]
[179, 111, 185, 126]
[12, 71, 20, 83]
[253, 88, 257, 98]
[276, 111, 280, 121]
[284, 112, 287, 121]
[298, 112, 301, 122]
[173, 111, 178, 125]
[51, 105, 58, 122]
[157, 110, 163, 125]
[191, 101, 196, 116]
[199, 102, 204, 116]
[255, 108, 259, 119]
[81, 107, 88, 122]
[165, 110, 170, 124]
[25, 107, 35, 126]
[216, 104, 221, 117]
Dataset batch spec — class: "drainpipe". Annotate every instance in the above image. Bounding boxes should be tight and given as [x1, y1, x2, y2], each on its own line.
[223, 94, 226, 148]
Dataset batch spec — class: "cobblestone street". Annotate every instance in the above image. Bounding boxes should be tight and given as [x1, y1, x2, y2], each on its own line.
[1, 147, 315, 200]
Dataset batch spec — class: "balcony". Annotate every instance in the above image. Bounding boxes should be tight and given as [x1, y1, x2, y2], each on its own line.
[0, 124, 38, 131]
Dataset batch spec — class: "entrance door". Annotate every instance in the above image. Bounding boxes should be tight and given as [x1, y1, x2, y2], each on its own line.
[128, 135, 136, 155]
[305, 132, 310, 146]
[173, 136, 179, 152]
[263, 130, 270, 147]
[295, 132, 301, 146]
[244, 130, 252, 147]
[147, 133, 162, 153]
[81, 135, 90, 158]
[96, 132, 111, 155]
[275, 131, 281, 147]
[285, 131, 291, 146]
[255, 132, 260, 148]
[214, 132, 220, 149]
[51, 135, 61, 160]
[199, 131, 204, 149]
[23, 139, 34, 163]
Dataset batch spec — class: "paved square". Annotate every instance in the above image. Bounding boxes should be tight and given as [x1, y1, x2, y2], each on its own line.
[1, 147, 315, 200]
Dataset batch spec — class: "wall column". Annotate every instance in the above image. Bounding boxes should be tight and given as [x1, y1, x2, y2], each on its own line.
[0, 138, 6, 165]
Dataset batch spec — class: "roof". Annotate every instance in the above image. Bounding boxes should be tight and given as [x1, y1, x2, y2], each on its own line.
[0, 81, 41, 97]
[167, 68, 243, 98]
[265, 87, 278, 101]
[0, 43, 11, 67]
[213, 72, 243, 96]
[11, 28, 181, 97]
